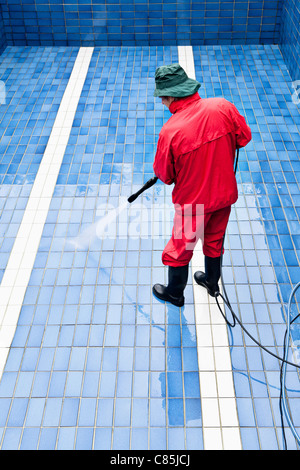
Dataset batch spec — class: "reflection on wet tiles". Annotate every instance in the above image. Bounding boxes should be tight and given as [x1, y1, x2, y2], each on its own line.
[222, 182, 300, 449]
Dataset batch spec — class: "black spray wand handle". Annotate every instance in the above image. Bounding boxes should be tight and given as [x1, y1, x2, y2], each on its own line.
[127, 176, 158, 203]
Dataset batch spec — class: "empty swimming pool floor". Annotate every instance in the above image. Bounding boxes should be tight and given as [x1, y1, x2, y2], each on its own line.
[0, 44, 299, 450]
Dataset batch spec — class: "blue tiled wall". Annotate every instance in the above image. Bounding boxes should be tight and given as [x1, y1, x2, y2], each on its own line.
[0, 0, 282, 47]
[0, 8, 6, 55]
[279, 0, 300, 81]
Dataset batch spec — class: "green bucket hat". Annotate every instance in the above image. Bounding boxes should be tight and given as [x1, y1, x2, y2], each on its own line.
[153, 63, 201, 98]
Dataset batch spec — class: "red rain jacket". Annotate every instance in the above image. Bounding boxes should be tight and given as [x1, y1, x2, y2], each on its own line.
[153, 93, 252, 213]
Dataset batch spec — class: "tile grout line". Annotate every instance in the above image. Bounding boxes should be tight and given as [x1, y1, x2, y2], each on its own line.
[178, 45, 242, 450]
[0, 46, 94, 379]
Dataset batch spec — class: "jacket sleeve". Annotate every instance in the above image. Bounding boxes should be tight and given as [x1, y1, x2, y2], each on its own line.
[229, 103, 252, 149]
[153, 132, 176, 185]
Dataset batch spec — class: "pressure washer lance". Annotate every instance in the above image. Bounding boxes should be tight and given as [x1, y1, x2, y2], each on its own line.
[127, 176, 159, 203]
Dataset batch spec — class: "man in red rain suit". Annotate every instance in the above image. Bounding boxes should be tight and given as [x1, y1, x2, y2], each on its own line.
[152, 64, 252, 307]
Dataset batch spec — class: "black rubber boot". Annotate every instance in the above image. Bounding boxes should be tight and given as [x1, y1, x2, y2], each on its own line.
[153, 265, 189, 307]
[194, 255, 221, 297]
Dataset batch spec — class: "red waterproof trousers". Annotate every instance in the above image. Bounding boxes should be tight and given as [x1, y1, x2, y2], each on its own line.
[162, 205, 231, 267]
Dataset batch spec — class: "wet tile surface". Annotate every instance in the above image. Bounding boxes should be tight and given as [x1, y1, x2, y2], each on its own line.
[0, 44, 299, 450]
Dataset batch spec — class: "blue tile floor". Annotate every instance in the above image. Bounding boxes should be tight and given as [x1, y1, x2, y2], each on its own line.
[0, 46, 79, 283]
[0, 44, 299, 450]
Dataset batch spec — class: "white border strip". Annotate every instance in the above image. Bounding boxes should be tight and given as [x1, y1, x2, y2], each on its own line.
[0, 47, 94, 378]
[178, 45, 242, 450]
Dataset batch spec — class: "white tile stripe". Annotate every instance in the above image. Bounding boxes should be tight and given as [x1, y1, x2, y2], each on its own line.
[0, 47, 94, 378]
[178, 45, 242, 450]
